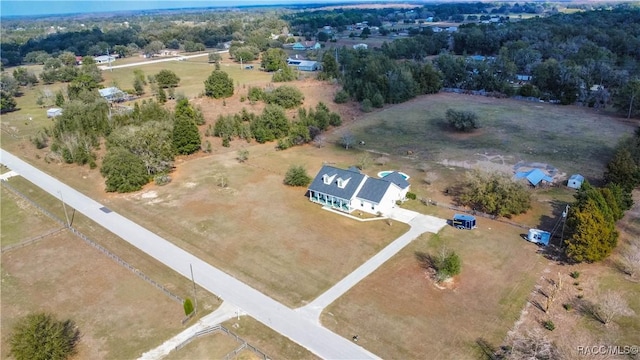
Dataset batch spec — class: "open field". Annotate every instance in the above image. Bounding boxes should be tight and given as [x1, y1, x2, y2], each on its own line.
[0, 186, 64, 248]
[323, 218, 548, 360]
[1, 231, 184, 359]
[0, 175, 332, 359]
[0, 190, 190, 360]
[340, 92, 639, 180]
[100, 51, 271, 99]
[98, 143, 409, 307]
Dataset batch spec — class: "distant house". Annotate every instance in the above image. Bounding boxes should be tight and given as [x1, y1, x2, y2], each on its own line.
[514, 168, 553, 187]
[516, 74, 532, 82]
[353, 43, 368, 50]
[567, 174, 585, 189]
[287, 58, 319, 71]
[98, 87, 126, 102]
[307, 165, 410, 215]
[292, 41, 321, 51]
[46, 108, 62, 118]
[94, 55, 115, 64]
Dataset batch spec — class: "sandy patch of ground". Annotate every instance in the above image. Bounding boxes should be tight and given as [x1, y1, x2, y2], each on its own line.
[438, 153, 567, 183]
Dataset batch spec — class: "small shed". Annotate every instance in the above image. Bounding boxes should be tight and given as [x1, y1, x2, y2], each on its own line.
[514, 168, 553, 187]
[527, 229, 550, 246]
[567, 174, 584, 189]
[452, 214, 476, 230]
[47, 108, 62, 118]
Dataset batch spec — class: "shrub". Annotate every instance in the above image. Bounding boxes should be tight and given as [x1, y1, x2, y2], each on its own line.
[406, 192, 417, 200]
[284, 165, 311, 187]
[328, 112, 342, 126]
[237, 148, 249, 162]
[542, 320, 555, 331]
[334, 89, 349, 104]
[183, 298, 194, 316]
[204, 70, 234, 99]
[154, 174, 171, 186]
[446, 108, 479, 132]
[248, 87, 264, 102]
[264, 85, 304, 109]
[360, 98, 372, 112]
[570, 271, 580, 279]
[563, 303, 573, 311]
[371, 92, 385, 108]
[10, 312, 80, 360]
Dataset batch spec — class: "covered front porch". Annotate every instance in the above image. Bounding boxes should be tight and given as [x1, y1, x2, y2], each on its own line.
[309, 190, 352, 213]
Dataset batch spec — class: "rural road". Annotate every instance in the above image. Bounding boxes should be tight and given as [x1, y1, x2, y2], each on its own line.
[99, 50, 227, 70]
[0, 149, 380, 360]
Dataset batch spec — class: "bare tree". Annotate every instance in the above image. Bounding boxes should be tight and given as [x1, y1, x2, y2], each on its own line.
[375, 156, 390, 166]
[592, 292, 634, 325]
[619, 244, 640, 279]
[340, 131, 355, 150]
[505, 329, 562, 360]
[313, 135, 325, 148]
[357, 153, 372, 170]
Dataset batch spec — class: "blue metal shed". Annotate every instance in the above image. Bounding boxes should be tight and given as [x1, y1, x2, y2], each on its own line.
[452, 214, 476, 230]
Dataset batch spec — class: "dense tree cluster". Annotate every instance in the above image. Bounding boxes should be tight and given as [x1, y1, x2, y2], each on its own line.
[316, 6, 640, 115]
[210, 101, 341, 149]
[100, 99, 204, 192]
[450, 170, 532, 217]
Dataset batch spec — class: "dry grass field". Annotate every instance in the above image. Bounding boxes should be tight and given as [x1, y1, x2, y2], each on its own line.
[323, 218, 548, 360]
[341, 92, 638, 179]
[0, 187, 189, 360]
[97, 143, 409, 307]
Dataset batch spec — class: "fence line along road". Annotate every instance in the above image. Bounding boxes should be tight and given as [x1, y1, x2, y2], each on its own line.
[0, 149, 379, 360]
[0, 179, 184, 304]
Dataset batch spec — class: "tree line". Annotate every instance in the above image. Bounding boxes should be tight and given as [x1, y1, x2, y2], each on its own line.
[317, 6, 640, 117]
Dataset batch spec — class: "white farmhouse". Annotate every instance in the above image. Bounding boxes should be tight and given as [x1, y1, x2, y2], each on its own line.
[307, 165, 410, 215]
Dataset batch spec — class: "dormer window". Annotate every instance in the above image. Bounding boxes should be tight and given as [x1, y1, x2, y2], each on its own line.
[336, 177, 350, 189]
[323, 174, 335, 185]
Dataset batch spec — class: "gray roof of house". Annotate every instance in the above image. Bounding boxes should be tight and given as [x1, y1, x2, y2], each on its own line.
[98, 87, 124, 98]
[356, 177, 392, 204]
[308, 165, 365, 200]
[381, 172, 410, 189]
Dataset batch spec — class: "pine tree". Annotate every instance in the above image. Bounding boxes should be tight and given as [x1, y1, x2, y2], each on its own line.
[172, 99, 202, 155]
[565, 199, 618, 263]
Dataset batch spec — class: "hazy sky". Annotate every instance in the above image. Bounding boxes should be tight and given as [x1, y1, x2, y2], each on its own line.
[1, 0, 390, 17]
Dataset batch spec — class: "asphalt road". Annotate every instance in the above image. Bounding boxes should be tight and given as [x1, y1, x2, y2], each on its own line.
[0, 149, 379, 360]
[99, 50, 227, 70]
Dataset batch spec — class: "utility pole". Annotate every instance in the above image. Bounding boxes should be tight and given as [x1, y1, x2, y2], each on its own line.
[190, 264, 198, 314]
[107, 48, 112, 72]
[560, 204, 569, 248]
[58, 190, 71, 227]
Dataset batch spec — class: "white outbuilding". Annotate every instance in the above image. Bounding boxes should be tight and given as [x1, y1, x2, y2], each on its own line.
[567, 174, 585, 189]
